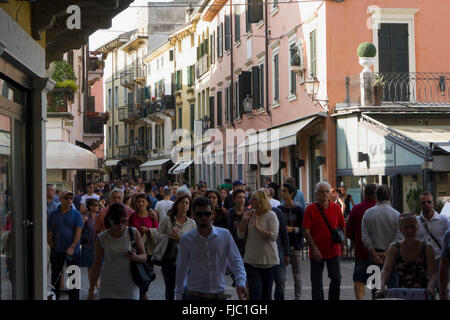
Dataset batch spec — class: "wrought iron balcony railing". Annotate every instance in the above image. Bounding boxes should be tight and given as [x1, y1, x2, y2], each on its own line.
[345, 72, 450, 106]
[148, 95, 176, 114]
[120, 64, 146, 89]
[118, 143, 148, 159]
[84, 115, 105, 134]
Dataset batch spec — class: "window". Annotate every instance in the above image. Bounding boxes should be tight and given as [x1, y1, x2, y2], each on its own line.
[251, 66, 260, 109]
[273, 0, 278, 9]
[161, 56, 164, 68]
[225, 15, 231, 51]
[273, 52, 279, 102]
[124, 123, 128, 144]
[175, 70, 182, 91]
[289, 43, 297, 95]
[217, 91, 223, 126]
[238, 71, 251, 115]
[124, 87, 128, 105]
[211, 32, 215, 65]
[108, 88, 111, 109]
[247, 0, 263, 27]
[108, 126, 112, 146]
[115, 125, 119, 145]
[178, 107, 182, 128]
[234, 81, 239, 119]
[310, 30, 317, 78]
[187, 65, 195, 86]
[235, 13, 241, 43]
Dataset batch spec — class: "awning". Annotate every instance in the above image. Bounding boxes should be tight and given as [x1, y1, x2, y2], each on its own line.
[238, 116, 317, 151]
[104, 159, 120, 167]
[139, 158, 171, 171]
[168, 162, 180, 174]
[173, 160, 193, 174]
[47, 140, 98, 170]
[389, 125, 450, 148]
[437, 144, 450, 153]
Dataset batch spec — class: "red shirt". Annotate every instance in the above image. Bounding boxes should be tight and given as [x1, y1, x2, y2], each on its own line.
[303, 201, 346, 259]
[346, 200, 377, 260]
[129, 212, 158, 236]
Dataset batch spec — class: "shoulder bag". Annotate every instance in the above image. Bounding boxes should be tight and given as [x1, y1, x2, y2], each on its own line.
[316, 203, 345, 244]
[420, 217, 442, 250]
[128, 228, 156, 291]
[151, 221, 178, 266]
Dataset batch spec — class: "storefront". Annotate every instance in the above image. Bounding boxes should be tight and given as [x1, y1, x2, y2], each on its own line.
[336, 111, 450, 211]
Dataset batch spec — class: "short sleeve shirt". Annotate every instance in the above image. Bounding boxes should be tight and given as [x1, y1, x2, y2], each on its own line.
[47, 206, 83, 254]
[80, 194, 101, 206]
[441, 229, 450, 259]
[303, 201, 346, 259]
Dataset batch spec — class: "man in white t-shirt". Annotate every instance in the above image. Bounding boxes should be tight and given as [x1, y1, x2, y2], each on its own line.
[154, 189, 174, 222]
[80, 183, 100, 214]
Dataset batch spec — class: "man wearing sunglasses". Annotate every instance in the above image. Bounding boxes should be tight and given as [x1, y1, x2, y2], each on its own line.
[47, 190, 83, 300]
[417, 191, 450, 293]
[175, 197, 248, 300]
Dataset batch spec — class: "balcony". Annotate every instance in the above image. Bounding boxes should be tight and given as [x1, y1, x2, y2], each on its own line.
[120, 64, 146, 89]
[345, 72, 450, 107]
[148, 95, 176, 121]
[118, 143, 148, 160]
[84, 113, 107, 135]
[195, 55, 209, 79]
[88, 52, 104, 86]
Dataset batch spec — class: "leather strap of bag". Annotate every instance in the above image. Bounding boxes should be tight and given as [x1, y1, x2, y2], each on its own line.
[128, 227, 136, 249]
[316, 203, 334, 236]
[420, 217, 442, 250]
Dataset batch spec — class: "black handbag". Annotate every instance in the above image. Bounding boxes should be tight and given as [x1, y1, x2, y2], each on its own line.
[316, 203, 345, 244]
[128, 228, 156, 290]
[80, 223, 89, 245]
[161, 237, 178, 265]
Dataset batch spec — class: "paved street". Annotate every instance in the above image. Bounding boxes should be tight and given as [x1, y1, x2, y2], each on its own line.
[62, 256, 372, 300]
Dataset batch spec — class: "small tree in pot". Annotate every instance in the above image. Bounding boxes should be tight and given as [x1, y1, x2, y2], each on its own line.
[373, 74, 386, 106]
[357, 42, 377, 73]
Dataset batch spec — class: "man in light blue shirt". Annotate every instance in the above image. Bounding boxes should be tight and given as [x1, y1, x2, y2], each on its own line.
[175, 197, 248, 300]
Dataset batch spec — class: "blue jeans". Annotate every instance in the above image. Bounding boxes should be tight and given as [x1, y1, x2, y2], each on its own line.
[245, 263, 275, 300]
[273, 249, 286, 300]
[310, 256, 342, 300]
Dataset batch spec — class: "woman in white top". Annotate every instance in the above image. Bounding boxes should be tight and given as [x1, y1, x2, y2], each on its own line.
[88, 203, 147, 300]
[238, 189, 279, 300]
[158, 195, 196, 300]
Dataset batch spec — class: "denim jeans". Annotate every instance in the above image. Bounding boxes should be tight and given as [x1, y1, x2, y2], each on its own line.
[273, 249, 286, 300]
[50, 249, 80, 300]
[310, 255, 341, 300]
[161, 263, 176, 300]
[245, 263, 275, 300]
[290, 250, 303, 300]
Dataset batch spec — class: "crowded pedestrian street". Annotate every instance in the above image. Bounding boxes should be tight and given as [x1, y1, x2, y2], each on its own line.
[1, 0, 450, 304]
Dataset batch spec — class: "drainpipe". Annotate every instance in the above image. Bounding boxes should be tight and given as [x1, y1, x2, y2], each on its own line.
[230, 0, 234, 127]
[264, 0, 271, 117]
[111, 50, 115, 163]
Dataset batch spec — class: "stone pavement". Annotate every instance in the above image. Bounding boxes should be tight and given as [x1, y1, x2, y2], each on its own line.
[67, 257, 372, 300]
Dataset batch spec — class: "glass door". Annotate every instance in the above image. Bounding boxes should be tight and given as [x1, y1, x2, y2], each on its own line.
[0, 76, 30, 300]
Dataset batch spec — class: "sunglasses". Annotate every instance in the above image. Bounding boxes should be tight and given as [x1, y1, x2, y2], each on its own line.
[421, 201, 433, 205]
[195, 211, 212, 218]
[112, 218, 128, 225]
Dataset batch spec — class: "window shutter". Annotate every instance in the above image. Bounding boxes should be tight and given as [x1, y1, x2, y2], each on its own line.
[220, 23, 224, 57]
[197, 46, 200, 61]
[172, 72, 176, 93]
[190, 103, 195, 132]
[235, 14, 241, 43]
[169, 50, 174, 61]
[252, 66, 260, 109]
[209, 96, 215, 128]
[217, 91, 222, 126]
[225, 15, 231, 51]
[259, 64, 264, 108]
[225, 86, 229, 123]
[310, 30, 317, 78]
[274, 54, 279, 101]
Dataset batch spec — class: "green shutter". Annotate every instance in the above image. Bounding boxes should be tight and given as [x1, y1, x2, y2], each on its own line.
[310, 30, 317, 78]
[235, 14, 241, 43]
[225, 15, 231, 51]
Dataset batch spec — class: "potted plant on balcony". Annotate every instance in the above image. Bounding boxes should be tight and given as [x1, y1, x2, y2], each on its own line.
[357, 42, 377, 73]
[373, 74, 386, 106]
[48, 60, 78, 111]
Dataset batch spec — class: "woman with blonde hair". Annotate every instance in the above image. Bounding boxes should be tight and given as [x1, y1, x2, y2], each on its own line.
[376, 213, 437, 300]
[237, 189, 279, 300]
